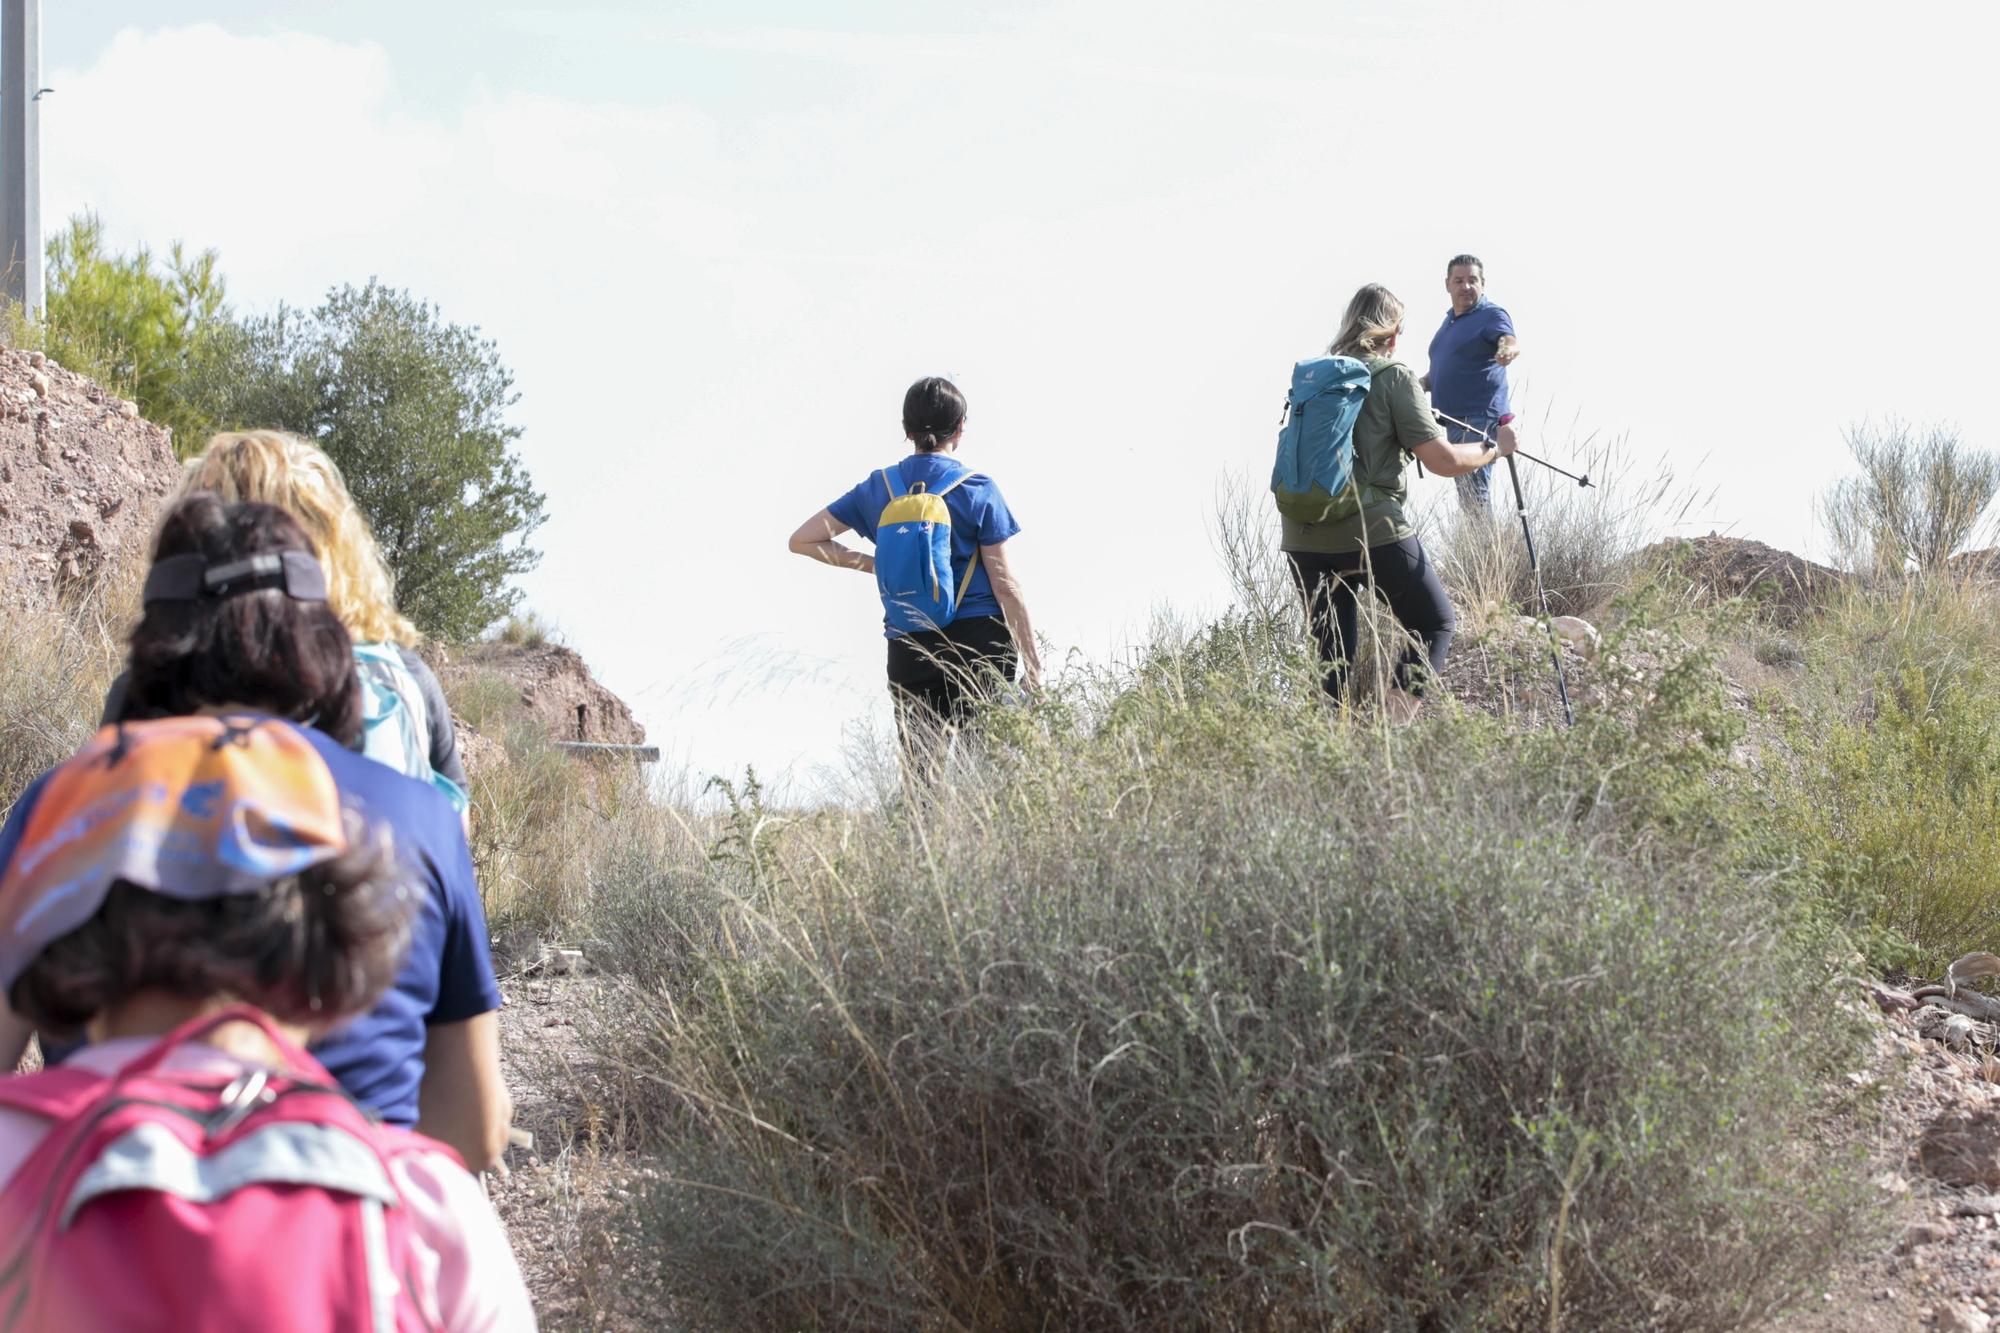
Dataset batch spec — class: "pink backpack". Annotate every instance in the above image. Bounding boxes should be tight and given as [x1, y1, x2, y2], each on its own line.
[0, 1007, 452, 1331]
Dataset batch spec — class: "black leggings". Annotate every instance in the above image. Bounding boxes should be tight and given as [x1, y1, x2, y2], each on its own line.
[886, 614, 1017, 743]
[1285, 539, 1456, 701]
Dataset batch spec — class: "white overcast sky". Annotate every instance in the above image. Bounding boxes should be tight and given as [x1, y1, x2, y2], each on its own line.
[32, 1, 1997, 793]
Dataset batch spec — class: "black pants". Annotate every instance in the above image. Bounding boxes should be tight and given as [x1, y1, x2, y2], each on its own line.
[886, 614, 1017, 744]
[1286, 539, 1456, 701]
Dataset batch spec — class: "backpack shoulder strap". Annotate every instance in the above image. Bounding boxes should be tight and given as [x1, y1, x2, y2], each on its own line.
[0, 1065, 109, 1122]
[879, 467, 905, 502]
[957, 548, 982, 603]
[934, 466, 979, 499]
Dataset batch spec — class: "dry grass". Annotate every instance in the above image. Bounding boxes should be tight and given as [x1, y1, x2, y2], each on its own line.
[1422, 422, 1706, 631]
[574, 583, 1872, 1331]
[0, 574, 133, 814]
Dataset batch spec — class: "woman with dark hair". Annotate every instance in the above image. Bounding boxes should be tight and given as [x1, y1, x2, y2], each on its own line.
[788, 376, 1042, 751]
[1, 495, 512, 1173]
[0, 715, 531, 1326]
[1282, 284, 1516, 716]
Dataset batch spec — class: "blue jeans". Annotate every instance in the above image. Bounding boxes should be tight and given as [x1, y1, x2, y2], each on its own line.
[1444, 416, 1498, 513]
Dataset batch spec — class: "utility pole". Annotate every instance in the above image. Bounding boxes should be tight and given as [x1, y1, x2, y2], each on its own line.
[2, 0, 43, 315]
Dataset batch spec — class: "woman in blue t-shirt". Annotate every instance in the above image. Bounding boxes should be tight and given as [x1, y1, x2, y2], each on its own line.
[0, 495, 512, 1173]
[787, 377, 1042, 748]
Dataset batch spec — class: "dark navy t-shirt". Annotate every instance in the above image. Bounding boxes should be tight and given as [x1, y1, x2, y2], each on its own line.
[1426, 298, 1516, 421]
[827, 454, 1023, 637]
[0, 717, 500, 1128]
[297, 725, 500, 1125]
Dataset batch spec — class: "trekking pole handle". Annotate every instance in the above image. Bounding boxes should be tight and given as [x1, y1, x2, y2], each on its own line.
[1432, 411, 1593, 489]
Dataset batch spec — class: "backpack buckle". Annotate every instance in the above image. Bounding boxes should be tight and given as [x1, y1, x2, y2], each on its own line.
[211, 1068, 275, 1135]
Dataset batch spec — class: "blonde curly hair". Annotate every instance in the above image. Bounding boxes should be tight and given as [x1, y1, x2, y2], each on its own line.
[179, 431, 420, 646]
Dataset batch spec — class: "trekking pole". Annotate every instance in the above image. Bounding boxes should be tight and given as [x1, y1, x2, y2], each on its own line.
[1502, 451, 1576, 727]
[1437, 413, 1577, 727]
[1434, 412, 1594, 488]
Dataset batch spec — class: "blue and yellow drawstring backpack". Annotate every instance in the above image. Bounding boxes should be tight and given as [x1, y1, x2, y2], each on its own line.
[874, 464, 979, 635]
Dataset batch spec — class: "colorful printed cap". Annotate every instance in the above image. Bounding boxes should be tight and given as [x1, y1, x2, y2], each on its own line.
[0, 716, 348, 994]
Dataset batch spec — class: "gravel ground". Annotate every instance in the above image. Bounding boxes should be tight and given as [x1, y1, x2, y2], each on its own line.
[1765, 995, 2000, 1333]
[491, 970, 667, 1331]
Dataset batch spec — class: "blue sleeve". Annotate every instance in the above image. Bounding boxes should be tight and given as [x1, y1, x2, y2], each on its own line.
[0, 772, 52, 878]
[1491, 305, 1516, 341]
[423, 805, 502, 1025]
[826, 471, 887, 542]
[970, 477, 1022, 547]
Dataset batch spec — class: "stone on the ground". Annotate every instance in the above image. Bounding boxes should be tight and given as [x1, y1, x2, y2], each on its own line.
[539, 944, 585, 976]
[1550, 615, 1600, 659]
[1902, 1220, 1956, 1250]
[1937, 1299, 1992, 1332]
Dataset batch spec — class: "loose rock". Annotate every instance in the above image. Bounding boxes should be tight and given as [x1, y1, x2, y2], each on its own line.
[1901, 1219, 1956, 1250]
[1937, 1299, 1992, 1333]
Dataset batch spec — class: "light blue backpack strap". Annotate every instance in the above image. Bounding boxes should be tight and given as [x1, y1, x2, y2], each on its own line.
[431, 771, 469, 813]
[933, 465, 978, 498]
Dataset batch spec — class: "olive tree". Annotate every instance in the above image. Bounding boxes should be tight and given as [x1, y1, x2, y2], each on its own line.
[228, 282, 546, 641]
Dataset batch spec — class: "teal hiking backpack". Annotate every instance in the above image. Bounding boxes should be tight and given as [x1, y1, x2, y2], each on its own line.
[352, 641, 469, 812]
[1270, 355, 1372, 524]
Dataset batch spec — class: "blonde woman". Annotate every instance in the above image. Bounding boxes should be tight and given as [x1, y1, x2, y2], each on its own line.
[106, 431, 466, 802]
[1281, 284, 1517, 712]
[77, 435, 511, 1171]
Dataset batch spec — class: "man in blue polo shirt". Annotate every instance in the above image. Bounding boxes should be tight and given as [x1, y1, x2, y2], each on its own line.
[1425, 253, 1521, 514]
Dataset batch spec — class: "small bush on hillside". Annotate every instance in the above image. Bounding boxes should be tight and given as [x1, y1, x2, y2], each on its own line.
[442, 667, 521, 736]
[4, 213, 241, 453]
[1778, 579, 2000, 970]
[492, 612, 557, 650]
[1820, 419, 2000, 579]
[1424, 427, 1700, 624]
[441, 668, 684, 939]
[604, 605, 1867, 1331]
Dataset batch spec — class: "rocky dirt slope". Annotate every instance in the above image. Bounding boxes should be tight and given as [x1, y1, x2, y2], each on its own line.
[1642, 532, 1845, 624]
[0, 345, 646, 753]
[439, 639, 647, 747]
[1768, 966, 2000, 1333]
[0, 347, 179, 612]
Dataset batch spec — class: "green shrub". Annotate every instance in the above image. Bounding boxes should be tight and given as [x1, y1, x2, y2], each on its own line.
[4, 213, 241, 454]
[1773, 578, 2000, 970]
[1820, 419, 2000, 578]
[603, 607, 1868, 1331]
[492, 612, 556, 650]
